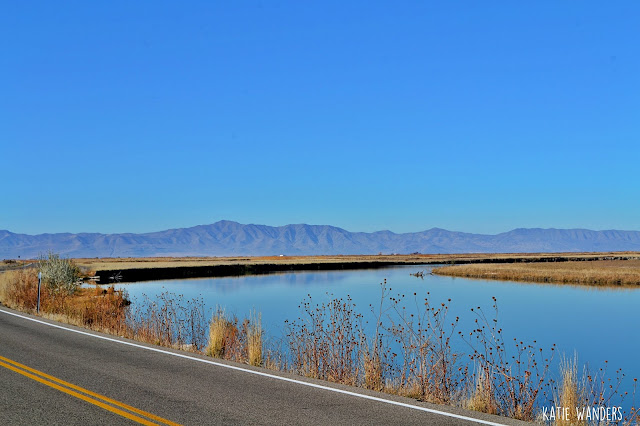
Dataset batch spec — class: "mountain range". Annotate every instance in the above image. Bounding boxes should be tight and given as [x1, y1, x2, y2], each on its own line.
[2, 220, 640, 259]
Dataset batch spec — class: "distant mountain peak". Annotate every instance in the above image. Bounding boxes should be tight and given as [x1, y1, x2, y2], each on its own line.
[1, 222, 639, 259]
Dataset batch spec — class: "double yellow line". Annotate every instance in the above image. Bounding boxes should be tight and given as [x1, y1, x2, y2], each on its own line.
[0, 355, 181, 425]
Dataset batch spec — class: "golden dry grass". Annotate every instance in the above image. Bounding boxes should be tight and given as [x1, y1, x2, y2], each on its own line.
[1, 267, 210, 351]
[247, 311, 262, 367]
[205, 310, 263, 366]
[0, 268, 129, 330]
[0, 270, 19, 305]
[68, 252, 640, 276]
[0, 259, 35, 273]
[206, 310, 235, 358]
[467, 367, 497, 415]
[72, 254, 455, 274]
[3, 265, 638, 423]
[363, 353, 383, 391]
[555, 357, 585, 426]
[433, 260, 640, 287]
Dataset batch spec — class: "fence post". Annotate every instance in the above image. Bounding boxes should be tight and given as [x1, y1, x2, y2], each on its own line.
[37, 272, 41, 314]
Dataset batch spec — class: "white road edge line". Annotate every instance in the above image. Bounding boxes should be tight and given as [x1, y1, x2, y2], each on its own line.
[0, 308, 507, 426]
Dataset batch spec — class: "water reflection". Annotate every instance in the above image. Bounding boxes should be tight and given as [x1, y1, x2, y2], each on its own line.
[115, 265, 640, 403]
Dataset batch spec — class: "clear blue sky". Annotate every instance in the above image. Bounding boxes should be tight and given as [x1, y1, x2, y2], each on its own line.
[2, 1, 639, 235]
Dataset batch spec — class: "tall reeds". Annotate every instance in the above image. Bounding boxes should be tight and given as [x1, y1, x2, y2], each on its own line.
[433, 260, 640, 287]
[127, 292, 207, 351]
[206, 309, 235, 358]
[247, 311, 262, 367]
[205, 309, 263, 367]
[463, 296, 553, 420]
[285, 294, 363, 385]
[387, 291, 466, 404]
[467, 365, 497, 415]
[554, 355, 584, 426]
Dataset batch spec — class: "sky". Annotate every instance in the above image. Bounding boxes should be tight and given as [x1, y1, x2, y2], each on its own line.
[1, 1, 639, 235]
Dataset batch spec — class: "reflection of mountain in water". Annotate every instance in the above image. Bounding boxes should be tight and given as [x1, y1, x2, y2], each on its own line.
[191, 270, 365, 295]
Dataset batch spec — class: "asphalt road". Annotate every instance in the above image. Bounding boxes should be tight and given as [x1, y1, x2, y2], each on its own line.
[0, 307, 523, 426]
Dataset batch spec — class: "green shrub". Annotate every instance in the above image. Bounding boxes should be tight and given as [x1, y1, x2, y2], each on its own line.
[38, 252, 80, 295]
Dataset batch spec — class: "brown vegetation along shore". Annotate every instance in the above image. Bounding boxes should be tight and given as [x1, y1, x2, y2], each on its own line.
[1, 261, 637, 423]
[5, 253, 638, 276]
[71, 252, 639, 271]
[432, 259, 640, 287]
[55, 252, 639, 283]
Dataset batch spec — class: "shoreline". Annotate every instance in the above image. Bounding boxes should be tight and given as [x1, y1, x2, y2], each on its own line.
[83, 252, 640, 284]
[432, 259, 640, 287]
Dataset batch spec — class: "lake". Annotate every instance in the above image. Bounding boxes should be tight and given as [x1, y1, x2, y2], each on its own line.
[115, 265, 639, 408]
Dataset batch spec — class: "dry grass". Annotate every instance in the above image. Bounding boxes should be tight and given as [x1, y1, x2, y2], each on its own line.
[0, 270, 15, 303]
[0, 267, 208, 351]
[126, 292, 207, 351]
[555, 356, 585, 426]
[206, 310, 234, 358]
[67, 252, 640, 276]
[2, 265, 637, 423]
[363, 353, 384, 391]
[285, 294, 363, 386]
[0, 270, 37, 309]
[433, 260, 640, 287]
[0, 268, 129, 331]
[0, 259, 36, 273]
[467, 366, 498, 415]
[247, 311, 263, 367]
[463, 297, 553, 421]
[205, 309, 263, 366]
[75, 255, 437, 274]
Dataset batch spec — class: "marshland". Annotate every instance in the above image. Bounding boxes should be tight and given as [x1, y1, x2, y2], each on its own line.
[1, 255, 638, 424]
[433, 260, 640, 287]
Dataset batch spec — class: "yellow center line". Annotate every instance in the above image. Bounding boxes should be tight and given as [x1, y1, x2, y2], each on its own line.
[0, 355, 181, 426]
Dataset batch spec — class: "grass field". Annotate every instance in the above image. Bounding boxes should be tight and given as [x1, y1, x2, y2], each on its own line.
[67, 252, 640, 276]
[5, 253, 640, 286]
[432, 259, 640, 286]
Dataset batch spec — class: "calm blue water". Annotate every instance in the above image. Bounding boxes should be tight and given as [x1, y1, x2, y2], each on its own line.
[115, 265, 640, 406]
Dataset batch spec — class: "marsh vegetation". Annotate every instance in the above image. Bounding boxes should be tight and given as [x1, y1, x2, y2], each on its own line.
[1, 258, 638, 424]
[433, 260, 640, 287]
